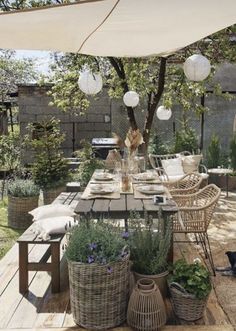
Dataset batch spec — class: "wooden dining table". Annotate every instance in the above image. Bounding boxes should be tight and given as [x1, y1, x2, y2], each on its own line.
[74, 170, 178, 220]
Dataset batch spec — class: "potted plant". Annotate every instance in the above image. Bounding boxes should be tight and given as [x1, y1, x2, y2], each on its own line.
[168, 259, 211, 321]
[25, 118, 71, 204]
[65, 220, 130, 330]
[128, 209, 172, 298]
[8, 178, 40, 229]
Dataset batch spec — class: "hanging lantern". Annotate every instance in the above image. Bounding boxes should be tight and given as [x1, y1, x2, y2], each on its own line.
[156, 105, 172, 120]
[183, 54, 211, 81]
[78, 70, 103, 95]
[123, 91, 139, 107]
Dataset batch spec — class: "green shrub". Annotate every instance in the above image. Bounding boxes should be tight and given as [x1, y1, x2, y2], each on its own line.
[25, 118, 70, 189]
[73, 140, 104, 186]
[8, 179, 40, 197]
[128, 210, 172, 275]
[229, 134, 236, 171]
[174, 128, 198, 153]
[206, 134, 221, 168]
[0, 132, 20, 171]
[169, 259, 211, 299]
[148, 133, 172, 155]
[65, 220, 127, 264]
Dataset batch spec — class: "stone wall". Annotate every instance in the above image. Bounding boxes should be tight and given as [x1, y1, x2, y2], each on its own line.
[18, 63, 236, 162]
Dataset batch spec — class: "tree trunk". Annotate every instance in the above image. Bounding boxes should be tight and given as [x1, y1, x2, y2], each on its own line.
[0, 109, 8, 135]
[142, 57, 167, 156]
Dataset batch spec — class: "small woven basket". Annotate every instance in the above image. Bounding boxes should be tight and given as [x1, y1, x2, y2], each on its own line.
[169, 282, 209, 321]
[43, 186, 66, 205]
[127, 278, 166, 331]
[8, 195, 39, 229]
[68, 254, 130, 330]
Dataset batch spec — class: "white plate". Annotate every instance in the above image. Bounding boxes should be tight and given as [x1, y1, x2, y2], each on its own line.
[90, 184, 115, 194]
[93, 173, 114, 181]
[133, 173, 156, 181]
[137, 185, 165, 194]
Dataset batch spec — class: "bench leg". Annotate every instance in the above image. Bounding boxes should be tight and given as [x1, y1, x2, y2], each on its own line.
[51, 243, 60, 293]
[19, 242, 29, 294]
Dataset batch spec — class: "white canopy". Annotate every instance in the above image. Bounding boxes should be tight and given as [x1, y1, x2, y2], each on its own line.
[0, 0, 236, 57]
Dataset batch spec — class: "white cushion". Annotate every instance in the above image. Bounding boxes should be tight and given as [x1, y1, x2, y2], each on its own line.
[182, 155, 202, 174]
[161, 158, 185, 178]
[200, 173, 209, 180]
[32, 216, 77, 240]
[159, 174, 185, 182]
[29, 204, 75, 221]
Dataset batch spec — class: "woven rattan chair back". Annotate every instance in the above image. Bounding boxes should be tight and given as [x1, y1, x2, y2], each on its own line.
[166, 172, 203, 195]
[172, 184, 221, 275]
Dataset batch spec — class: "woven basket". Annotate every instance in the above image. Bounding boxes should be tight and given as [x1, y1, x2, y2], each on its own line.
[127, 278, 166, 331]
[8, 195, 39, 229]
[169, 282, 209, 321]
[68, 255, 130, 330]
[43, 186, 66, 205]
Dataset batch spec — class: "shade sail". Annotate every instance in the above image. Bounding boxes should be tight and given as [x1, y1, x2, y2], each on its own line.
[0, 0, 236, 57]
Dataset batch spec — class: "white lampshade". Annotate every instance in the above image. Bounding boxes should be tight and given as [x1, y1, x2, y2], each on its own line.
[123, 91, 139, 107]
[78, 70, 103, 95]
[183, 54, 211, 81]
[156, 106, 172, 120]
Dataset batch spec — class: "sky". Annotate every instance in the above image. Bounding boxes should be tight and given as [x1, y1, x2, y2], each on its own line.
[14, 50, 52, 74]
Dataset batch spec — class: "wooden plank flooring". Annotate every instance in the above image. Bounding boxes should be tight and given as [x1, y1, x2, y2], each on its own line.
[0, 192, 235, 331]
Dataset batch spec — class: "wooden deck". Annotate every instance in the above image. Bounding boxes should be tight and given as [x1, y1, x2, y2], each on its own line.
[0, 192, 235, 331]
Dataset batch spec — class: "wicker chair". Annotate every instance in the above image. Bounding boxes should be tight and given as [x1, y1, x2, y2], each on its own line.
[172, 184, 221, 275]
[164, 172, 203, 196]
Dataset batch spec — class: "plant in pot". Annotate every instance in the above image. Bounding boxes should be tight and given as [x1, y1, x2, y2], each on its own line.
[8, 178, 40, 229]
[25, 118, 71, 204]
[65, 219, 130, 330]
[128, 209, 172, 298]
[168, 259, 211, 321]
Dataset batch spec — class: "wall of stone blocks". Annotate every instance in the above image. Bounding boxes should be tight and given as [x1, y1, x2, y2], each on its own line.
[18, 63, 236, 163]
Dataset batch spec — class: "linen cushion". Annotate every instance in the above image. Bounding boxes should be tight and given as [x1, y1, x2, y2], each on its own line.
[161, 158, 185, 178]
[182, 155, 202, 174]
[32, 216, 77, 240]
[29, 204, 75, 221]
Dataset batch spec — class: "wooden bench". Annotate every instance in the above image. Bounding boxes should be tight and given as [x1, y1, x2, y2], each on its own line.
[17, 191, 81, 294]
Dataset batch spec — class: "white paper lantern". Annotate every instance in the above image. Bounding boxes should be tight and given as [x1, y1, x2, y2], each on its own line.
[123, 91, 139, 107]
[78, 70, 103, 95]
[183, 54, 211, 81]
[156, 106, 172, 120]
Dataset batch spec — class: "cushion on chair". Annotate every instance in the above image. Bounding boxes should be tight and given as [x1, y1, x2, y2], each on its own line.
[161, 157, 185, 178]
[181, 155, 202, 174]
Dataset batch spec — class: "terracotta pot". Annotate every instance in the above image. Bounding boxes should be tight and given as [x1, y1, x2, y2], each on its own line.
[133, 270, 169, 299]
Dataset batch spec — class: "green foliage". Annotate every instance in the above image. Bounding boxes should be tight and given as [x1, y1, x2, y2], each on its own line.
[206, 134, 221, 168]
[0, 131, 20, 171]
[229, 134, 236, 171]
[25, 117, 70, 189]
[8, 179, 40, 197]
[0, 198, 23, 259]
[174, 127, 198, 153]
[128, 210, 172, 275]
[148, 133, 173, 155]
[65, 220, 127, 264]
[73, 140, 104, 187]
[0, 50, 37, 102]
[169, 259, 212, 300]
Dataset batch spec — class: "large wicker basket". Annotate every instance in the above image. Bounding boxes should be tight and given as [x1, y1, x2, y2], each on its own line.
[68, 255, 130, 330]
[43, 186, 66, 205]
[8, 195, 39, 229]
[169, 282, 209, 321]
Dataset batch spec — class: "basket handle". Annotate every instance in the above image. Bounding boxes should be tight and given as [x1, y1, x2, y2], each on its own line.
[169, 281, 188, 294]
